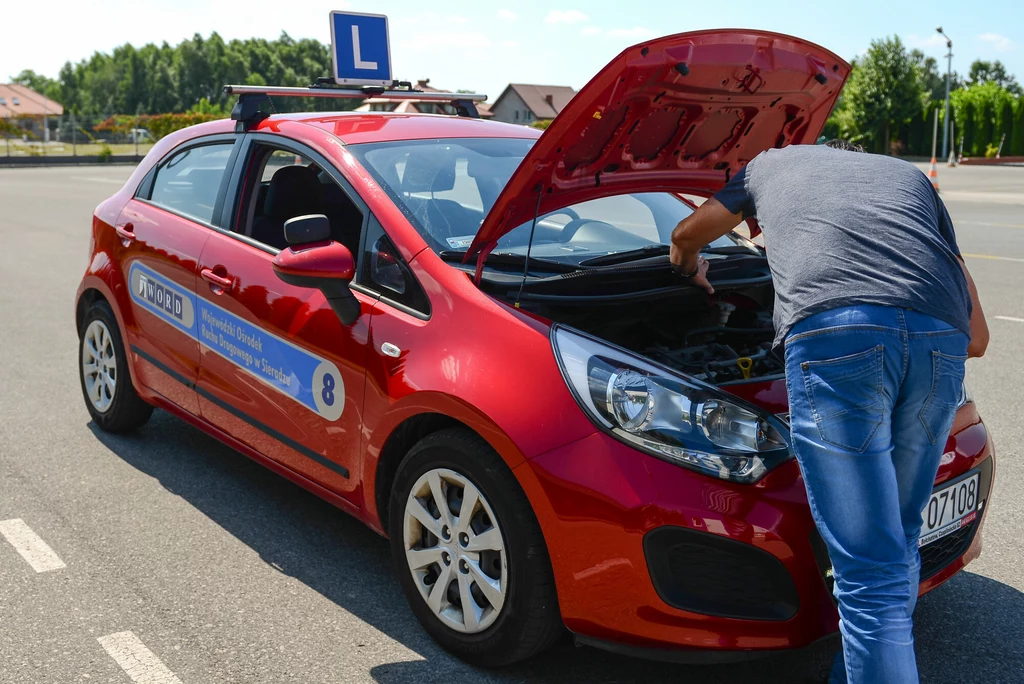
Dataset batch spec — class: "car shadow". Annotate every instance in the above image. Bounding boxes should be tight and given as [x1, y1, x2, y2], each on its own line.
[88, 411, 1019, 683]
[914, 570, 1024, 683]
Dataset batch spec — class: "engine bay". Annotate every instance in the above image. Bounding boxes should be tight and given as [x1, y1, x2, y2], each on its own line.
[565, 295, 784, 384]
[490, 268, 785, 384]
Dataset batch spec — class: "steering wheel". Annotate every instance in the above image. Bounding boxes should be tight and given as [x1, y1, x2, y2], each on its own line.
[518, 207, 582, 244]
[537, 207, 579, 224]
[558, 218, 617, 243]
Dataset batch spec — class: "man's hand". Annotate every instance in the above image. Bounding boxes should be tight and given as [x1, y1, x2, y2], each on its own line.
[669, 246, 714, 295]
[690, 255, 714, 295]
[670, 197, 743, 296]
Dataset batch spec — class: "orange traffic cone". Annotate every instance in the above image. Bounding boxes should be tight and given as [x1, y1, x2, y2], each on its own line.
[928, 157, 940, 192]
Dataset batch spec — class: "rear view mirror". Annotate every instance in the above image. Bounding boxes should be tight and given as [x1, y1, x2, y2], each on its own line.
[272, 233, 361, 325]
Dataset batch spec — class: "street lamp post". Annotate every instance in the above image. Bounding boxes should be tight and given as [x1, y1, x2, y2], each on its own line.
[936, 27, 953, 161]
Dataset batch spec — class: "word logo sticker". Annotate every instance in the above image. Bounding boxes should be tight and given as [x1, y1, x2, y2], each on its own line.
[128, 262, 343, 421]
[129, 264, 196, 336]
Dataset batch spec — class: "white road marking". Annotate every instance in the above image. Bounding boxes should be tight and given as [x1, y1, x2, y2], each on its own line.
[960, 221, 1024, 229]
[71, 176, 126, 185]
[962, 253, 1024, 264]
[941, 190, 1024, 206]
[97, 632, 183, 684]
[0, 518, 66, 572]
[995, 316, 1024, 323]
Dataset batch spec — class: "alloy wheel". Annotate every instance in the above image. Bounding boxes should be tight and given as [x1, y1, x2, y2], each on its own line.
[82, 320, 117, 413]
[403, 468, 508, 633]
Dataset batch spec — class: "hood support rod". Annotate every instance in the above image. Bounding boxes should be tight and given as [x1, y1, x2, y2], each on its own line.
[514, 191, 545, 309]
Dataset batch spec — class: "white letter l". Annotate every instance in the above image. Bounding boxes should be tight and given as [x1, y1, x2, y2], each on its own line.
[352, 26, 378, 70]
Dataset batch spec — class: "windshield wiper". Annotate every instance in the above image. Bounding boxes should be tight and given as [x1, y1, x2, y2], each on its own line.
[578, 244, 760, 267]
[577, 245, 669, 267]
[439, 251, 577, 273]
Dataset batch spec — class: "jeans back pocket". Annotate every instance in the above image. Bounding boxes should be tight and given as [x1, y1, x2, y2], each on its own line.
[919, 351, 968, 445]
[801, 345, 885, 453]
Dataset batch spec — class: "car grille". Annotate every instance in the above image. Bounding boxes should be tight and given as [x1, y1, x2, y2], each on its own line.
[810, 457, 993, 603]
[920, 518, 978, 580]
[811, 517, 979, 605]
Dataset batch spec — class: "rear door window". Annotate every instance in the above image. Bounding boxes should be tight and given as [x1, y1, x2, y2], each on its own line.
[148, 143, 234, 224]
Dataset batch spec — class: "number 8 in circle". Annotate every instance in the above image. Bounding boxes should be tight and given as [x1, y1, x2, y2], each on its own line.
[322, 373, 336, 406]
[313, 360, 345, 421]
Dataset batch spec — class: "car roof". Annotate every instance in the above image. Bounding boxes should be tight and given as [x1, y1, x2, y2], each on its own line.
[255, 112, 542, 145]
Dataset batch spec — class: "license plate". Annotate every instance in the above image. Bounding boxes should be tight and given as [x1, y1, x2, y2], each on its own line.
[919, 472, 981, 547]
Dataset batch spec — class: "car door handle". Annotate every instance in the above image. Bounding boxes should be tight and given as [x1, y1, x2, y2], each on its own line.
[200, 268, 233, 289]
[114, 223, 135, 241]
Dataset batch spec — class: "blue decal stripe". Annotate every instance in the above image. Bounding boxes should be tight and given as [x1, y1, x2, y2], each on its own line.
[130, 345, 350, 479]
[195, 297, 326, 416]
[129, 261, 337, 420]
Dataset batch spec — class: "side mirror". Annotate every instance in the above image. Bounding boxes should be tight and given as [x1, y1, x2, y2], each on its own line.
[273, 217, 360, 325]
[284, 214, 331, 247]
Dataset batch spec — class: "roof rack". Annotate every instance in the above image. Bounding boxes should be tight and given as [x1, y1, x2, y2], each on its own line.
[224, 82, 488, 132]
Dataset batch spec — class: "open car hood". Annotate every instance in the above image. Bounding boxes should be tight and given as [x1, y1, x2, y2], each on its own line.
[466, 29, 850, 262]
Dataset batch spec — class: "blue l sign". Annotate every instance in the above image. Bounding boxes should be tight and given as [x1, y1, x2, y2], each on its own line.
[330, 11, 392, 86]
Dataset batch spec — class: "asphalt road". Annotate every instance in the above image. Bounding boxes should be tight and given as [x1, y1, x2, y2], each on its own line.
[1, 162, 1022, 683]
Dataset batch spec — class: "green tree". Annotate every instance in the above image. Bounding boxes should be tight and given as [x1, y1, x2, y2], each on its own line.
[950, 83, 1016, 156]
[1011, 100, 1024, 156]
[911, 50, 960, 101]
[998, 99, 1014, 155]
[968, 60, 1022, 95]
[961, 97, 975, 156]
[841, 36, 926, 154]
[11, 70, 61, 101]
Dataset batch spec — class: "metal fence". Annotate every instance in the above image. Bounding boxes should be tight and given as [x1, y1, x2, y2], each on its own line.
[1, 114, 156, 159]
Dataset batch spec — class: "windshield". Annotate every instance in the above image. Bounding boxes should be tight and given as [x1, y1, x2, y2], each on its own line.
[347, 138, 749, 266]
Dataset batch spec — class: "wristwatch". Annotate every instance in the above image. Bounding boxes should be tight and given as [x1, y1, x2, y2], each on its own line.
[672, 263, 700, 278]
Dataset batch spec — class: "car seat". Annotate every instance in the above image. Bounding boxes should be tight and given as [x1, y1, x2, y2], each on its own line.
[400, 147, 471, 243]
[251, 165, 323, 249]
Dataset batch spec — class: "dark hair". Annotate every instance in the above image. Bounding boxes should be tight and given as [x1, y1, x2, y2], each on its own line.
[825, 139, 866, 153]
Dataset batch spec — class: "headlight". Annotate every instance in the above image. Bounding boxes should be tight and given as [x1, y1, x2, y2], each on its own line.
[552, 326, 791, 483]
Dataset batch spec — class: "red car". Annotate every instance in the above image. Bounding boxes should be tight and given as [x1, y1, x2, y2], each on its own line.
[76, 30, 995, 666]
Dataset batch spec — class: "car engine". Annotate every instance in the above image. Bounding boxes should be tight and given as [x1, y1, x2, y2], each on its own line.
[505, 279, 785, 384]
[584, 297, 784, 384]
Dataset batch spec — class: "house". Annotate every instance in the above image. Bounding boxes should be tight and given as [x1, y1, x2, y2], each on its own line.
[488, 84, 576, 125]
[354, 79, 494, 118]
[0, 84, 64, 140]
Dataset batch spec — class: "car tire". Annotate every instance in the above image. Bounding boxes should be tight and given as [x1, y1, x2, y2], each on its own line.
[389, 428, 562, 666]
[78, 300, 153, 433]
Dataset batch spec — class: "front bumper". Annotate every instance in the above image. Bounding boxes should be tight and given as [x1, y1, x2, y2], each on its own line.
[513, 403, 994, 656]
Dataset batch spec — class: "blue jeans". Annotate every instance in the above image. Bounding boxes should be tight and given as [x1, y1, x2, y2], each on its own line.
[784, 305, 968, 684]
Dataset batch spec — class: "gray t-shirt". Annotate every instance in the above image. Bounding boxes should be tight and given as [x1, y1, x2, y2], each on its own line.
[713, 145, 971, 348]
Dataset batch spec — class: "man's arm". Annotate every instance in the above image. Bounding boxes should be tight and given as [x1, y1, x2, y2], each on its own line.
[935, 192, 988, 358]
[959, 258, 989, 358]
[669, 197, 745, 295]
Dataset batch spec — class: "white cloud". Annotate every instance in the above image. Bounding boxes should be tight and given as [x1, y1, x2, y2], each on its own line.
[978, 33, 1014, 52]
[580, 26, 602, 37]
[501, 39, 519, 48]
[544, 9, 588, 24]
[447, 15, 470, 25]
[496, 9, 517, 22]
[606, 26, 656, 40]
[907, 33, 948, 50]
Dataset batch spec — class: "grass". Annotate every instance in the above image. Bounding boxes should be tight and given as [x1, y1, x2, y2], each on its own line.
[0, 141, 156, 157]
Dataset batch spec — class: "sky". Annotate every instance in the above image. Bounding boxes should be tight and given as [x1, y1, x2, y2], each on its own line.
[2, 0, 1021, 104]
